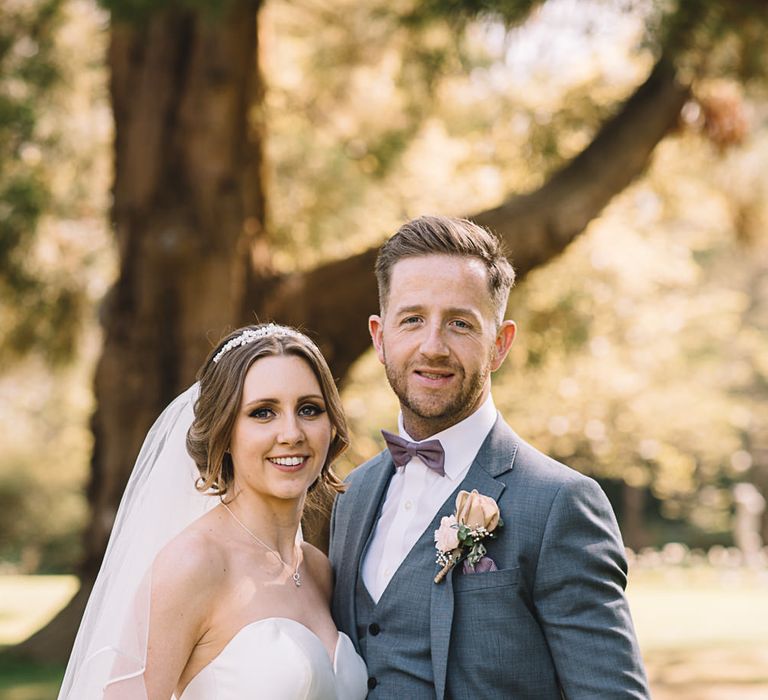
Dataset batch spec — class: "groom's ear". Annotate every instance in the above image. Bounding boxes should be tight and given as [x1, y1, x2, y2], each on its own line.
[369, 314, 385, 364]
[490, 320, 516, 372]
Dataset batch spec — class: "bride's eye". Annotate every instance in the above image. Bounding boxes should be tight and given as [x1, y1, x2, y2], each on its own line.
[298, 403, 325, 418]
[249, 407, 275, 420]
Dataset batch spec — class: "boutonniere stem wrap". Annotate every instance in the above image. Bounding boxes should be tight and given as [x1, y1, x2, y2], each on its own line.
[434, 489, 503, 583]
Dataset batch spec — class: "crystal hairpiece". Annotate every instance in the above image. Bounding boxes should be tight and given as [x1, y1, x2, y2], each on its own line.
[212, 324, 310, 364]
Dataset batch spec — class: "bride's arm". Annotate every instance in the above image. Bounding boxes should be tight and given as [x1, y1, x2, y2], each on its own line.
[143, 533, 216, 700]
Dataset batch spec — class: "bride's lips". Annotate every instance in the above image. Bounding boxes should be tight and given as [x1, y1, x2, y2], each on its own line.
[267, 455, 310, 472]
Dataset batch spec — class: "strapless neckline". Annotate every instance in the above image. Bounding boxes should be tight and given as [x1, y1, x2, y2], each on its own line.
[203, 617, 342, 671]
[177, 616, 367, 700]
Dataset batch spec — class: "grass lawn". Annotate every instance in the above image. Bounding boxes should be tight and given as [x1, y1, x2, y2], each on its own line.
[0, 659, 63, 700]
[0, 576, 75, 700]
[627, 566, 768, 699]
[0, 577, 78, 649]
[1, 568, 767, 699]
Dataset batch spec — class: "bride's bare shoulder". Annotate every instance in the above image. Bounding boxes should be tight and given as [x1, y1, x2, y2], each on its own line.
[152, 508, 229, 594]
[145, 510, 228, 673]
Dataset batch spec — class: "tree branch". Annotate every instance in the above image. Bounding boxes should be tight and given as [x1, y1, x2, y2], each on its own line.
[254, 56, 690, 379]
[472, 57, 690, 273]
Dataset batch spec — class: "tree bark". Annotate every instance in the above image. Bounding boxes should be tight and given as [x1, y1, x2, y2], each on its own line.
[12, 0, 265, 662]
[12, 51, 689, 662]
[85, 0, 265, 573]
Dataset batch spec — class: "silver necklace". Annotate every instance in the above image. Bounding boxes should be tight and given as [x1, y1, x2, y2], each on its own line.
[222, 503, 302, 587]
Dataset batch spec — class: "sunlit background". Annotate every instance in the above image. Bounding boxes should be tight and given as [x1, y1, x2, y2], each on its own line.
[1, 0, 767, 697]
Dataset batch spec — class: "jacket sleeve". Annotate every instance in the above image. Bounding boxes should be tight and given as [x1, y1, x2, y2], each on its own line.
[533, 476, 651, 699]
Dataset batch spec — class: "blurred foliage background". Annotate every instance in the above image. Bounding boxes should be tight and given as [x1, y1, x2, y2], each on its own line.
[0, 0, 112, 574]
[1, 0, 766, 587]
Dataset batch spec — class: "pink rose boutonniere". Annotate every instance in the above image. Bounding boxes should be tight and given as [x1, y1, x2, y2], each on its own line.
[433, 489, 503, 583]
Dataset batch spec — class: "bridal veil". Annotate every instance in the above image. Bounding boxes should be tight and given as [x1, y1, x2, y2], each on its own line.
[58, 384, 214, 699]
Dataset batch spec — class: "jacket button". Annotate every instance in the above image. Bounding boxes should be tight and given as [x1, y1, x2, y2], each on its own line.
[368, 622, 380, 636]
[368, 677, 378, 690]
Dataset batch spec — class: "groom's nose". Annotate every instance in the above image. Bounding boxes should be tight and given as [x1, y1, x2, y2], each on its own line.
[419, 322, 450, 359]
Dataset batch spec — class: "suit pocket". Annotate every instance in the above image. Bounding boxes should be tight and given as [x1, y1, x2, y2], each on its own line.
[453, 565, 520, 593]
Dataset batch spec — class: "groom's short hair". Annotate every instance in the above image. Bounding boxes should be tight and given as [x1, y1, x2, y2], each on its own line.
[375, 215, 515, 324]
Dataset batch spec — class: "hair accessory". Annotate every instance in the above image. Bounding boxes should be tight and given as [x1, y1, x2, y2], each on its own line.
[212, 324, 310, 364]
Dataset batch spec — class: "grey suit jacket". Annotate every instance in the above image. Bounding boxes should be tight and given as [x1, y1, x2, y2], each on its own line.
[330, 416, 650, 699]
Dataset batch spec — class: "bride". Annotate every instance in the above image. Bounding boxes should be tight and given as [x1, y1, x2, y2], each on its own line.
[58, 324, 368, 699]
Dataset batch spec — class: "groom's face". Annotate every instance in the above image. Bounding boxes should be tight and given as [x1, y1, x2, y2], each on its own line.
[369, 253, 515, 440]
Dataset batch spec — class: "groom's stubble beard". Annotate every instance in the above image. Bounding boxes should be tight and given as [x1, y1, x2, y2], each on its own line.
[381, 342, 494, 436]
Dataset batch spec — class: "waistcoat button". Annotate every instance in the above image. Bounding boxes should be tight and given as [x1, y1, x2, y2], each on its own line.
[368, 677, 378, 690]
[369, 622, 380, 636]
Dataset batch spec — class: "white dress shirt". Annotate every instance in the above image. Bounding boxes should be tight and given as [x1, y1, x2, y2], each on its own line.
[361, 393, 498, 602]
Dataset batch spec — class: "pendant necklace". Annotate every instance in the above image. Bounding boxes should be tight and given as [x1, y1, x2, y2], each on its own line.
[222, 503, 302, 587]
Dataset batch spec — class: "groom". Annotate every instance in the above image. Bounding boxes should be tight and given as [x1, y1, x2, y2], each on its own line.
[329, 215, 650, 698]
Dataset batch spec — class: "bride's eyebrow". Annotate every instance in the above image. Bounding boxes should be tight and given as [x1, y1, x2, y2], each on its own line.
[296, 394, 325, 403]
[241, 397, 278, 408]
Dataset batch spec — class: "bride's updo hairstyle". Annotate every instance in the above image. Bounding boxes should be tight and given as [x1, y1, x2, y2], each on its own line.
[187, 323, 348, 500]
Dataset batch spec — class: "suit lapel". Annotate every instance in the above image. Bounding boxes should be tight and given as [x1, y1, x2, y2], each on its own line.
[430, 415, 518, 699]
[339, 451, 394, 647]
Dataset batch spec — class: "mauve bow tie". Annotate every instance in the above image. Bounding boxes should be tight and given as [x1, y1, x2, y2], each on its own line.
[381, 430, 446, 477]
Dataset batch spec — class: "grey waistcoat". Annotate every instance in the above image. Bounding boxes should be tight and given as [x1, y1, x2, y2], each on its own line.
[354, 509, 449, 698]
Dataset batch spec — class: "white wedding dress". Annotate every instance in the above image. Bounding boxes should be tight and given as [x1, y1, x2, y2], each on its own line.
[176, 617, 368, 700]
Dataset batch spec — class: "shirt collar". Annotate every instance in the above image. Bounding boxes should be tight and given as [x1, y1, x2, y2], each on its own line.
[398, 392, 497, 480]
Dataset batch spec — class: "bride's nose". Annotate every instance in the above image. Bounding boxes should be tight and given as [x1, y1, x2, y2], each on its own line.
[277, 413, 305, 444]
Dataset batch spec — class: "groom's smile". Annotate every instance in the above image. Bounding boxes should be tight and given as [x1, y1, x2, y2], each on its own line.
[413, 367, 455, 386]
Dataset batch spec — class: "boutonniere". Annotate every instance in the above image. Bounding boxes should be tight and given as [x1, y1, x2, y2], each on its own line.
[433, 489, 503, 583]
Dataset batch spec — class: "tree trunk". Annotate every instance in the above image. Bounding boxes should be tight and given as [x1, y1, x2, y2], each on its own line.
[12, 0, 265, 663]
[621, 482, 649, 551]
